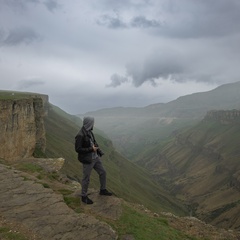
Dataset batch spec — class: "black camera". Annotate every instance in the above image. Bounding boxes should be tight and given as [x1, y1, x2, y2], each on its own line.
[97, 148, 104, 157]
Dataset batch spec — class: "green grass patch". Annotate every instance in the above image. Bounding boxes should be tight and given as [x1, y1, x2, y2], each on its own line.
[47, 172, 60, 181]
[63, 196, 82, 213]
[0, 158, 5, 164]
[0, 227, 9, 233]
[37, 174, 44, 180]
[108, 205, 196, 240]
[59, 189, 82, 212]
[33, 147, 47, 158]
[0, 227, 28, 240]
[17, 163, 43, 173]
[22, 176, 30, 181]
[41, 183, 50, 188]
[58, 189, 74, 195]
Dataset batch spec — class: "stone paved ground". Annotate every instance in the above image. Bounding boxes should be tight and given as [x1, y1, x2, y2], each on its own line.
[0, 163, 117, 240]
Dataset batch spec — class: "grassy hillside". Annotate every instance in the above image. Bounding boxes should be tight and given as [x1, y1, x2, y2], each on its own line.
[136, 116, 240, 229]
[44, 103, 187, 216]
[0, 90, 47, 100]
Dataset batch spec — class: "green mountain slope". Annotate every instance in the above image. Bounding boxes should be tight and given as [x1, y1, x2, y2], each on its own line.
[44, 103, 187, 215]
[144, 81, 240, 118]
[137, 113, 240, 229]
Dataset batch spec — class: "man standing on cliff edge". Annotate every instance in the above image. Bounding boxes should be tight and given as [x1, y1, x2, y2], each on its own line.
[75, 116, 112, 204]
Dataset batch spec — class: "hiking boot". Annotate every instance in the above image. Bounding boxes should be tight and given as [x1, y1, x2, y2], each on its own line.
[81, 196, 93, 204]
[99, 189, 112, 196]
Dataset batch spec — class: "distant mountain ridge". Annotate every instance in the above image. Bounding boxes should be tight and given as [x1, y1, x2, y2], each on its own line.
[85, 81, 240, 118]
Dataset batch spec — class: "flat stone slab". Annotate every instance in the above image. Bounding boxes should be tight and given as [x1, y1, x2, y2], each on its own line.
[75, 189, 123, 220]
[0, 164, 117, 240]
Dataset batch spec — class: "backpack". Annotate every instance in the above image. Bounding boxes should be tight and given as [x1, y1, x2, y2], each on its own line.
[74, 128, 88, 153]
[75, 135, 79, 153]
[75, 129, 83, 153]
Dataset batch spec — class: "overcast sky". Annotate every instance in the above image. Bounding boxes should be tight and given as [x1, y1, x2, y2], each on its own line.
[0, 0, 240, 114]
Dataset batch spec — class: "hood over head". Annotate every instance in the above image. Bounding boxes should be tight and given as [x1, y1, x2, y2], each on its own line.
[83, 116, 94, 131]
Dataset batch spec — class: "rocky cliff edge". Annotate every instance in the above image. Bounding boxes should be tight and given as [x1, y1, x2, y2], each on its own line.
[0, 97, 46, 161]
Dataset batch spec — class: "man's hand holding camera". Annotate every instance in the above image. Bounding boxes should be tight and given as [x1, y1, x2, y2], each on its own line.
[92, 145, 99, 152]
[93, 145, 104, 157]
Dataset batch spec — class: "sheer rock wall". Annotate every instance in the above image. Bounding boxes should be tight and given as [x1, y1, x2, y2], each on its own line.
[0, 97, 47, 160]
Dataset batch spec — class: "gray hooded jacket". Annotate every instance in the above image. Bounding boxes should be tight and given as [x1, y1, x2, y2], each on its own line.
[83, 116, 94, 131]
[75, 117, 98, 164]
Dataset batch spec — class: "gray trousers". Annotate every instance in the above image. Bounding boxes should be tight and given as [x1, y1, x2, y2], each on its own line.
[81, 157, 106, 197]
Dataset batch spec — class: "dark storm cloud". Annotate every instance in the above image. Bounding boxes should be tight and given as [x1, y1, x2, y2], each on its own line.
[96, 0, 240, 38]
[104, 0, 240, 89]
[17, 79, 45, 90]
[96, 14, 127, 29]
[130, 16, 161, 28]
[126, 55, 184, 87]
[106, 74, 129, 87]
[108, 52, 185, 88]
[0, 27, 40, 46]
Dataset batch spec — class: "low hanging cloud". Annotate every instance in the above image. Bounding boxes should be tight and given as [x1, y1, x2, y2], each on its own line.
[106, 43, 238, 88]
[96, 14, 127, 29]
[106, 74, 129, 87]
[130, 16, 161, 28]
[107, 52, 185, 88]
[97, 13, 161, 29]
[127, 55, 185, 87]
[96, 0, 240, 38]
[0, 27, 40, 46]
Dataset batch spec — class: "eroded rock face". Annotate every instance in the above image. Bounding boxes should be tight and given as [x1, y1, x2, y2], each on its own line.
[0, 97, 46, 160]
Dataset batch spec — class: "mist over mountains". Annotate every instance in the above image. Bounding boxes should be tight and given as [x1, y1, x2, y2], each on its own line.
[82, 81, 240, 160]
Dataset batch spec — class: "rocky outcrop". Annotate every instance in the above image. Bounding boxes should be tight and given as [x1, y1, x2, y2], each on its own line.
[0, 97, 47, 161]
